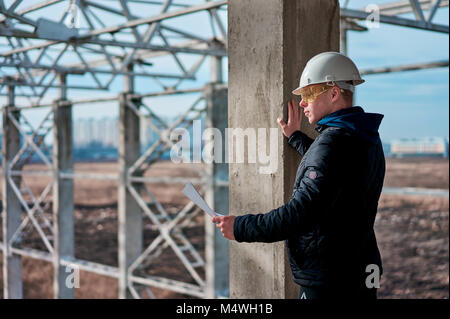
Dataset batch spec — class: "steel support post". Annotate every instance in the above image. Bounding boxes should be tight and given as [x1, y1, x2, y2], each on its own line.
[118, 64, 142, 299]
[2, 84, 23, 299]
[204, 59, 229, 297]
[52, 73, 75, 298]
[340, 20, 348, 55]
[340, 20, 351, 104]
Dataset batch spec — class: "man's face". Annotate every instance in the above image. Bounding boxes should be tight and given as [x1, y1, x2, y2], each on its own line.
[298, 84, 333, 125]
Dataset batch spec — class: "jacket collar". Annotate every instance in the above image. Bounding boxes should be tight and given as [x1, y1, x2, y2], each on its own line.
[315, 106, 384, 144]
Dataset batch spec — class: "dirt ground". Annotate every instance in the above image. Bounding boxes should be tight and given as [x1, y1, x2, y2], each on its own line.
[384, 157, 449, 189]
[376, 194, 448, 298]
[0, 157, 448, 299]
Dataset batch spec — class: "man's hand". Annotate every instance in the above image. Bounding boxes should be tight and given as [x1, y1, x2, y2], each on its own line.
[277, 99, 303, 138]
[212, 215, 236, 241]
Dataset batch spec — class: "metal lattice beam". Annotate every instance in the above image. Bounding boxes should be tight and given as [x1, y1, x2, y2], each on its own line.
[341, 7, 449, 33]
[0, 0, 228, 99]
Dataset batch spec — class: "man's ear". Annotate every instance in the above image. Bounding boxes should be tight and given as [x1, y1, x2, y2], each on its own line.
[330, 86, 340, 101]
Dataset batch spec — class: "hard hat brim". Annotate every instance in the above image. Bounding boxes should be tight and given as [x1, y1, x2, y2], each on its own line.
[292, 86, 302, 96]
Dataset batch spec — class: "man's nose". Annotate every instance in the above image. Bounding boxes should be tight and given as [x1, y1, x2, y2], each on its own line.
[299, 99, 308, 108]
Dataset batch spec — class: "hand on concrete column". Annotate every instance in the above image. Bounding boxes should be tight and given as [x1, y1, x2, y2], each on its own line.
[212, 215, 236, 240]
[277, 98, 303, 138]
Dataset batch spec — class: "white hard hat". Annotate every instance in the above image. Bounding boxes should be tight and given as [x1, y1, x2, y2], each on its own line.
[292, 51, 364, 95]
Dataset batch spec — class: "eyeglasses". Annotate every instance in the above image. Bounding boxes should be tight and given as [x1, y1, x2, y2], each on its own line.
[297, 84, 333, 104]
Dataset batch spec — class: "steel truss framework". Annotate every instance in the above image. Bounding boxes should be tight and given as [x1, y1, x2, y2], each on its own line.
[1, 83, 228, 299]
[0, 0, 227, 101]
[0, 0, 449, 299]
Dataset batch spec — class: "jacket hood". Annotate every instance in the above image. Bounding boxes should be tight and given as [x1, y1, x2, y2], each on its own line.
[316, 106, 383, 144]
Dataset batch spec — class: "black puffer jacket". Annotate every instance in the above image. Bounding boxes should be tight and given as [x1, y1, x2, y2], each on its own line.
[234, 106, 385, 288]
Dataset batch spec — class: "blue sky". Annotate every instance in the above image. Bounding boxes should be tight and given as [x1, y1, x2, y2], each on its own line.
[0, 1, 448, 143]
[345, 1, 449, 141]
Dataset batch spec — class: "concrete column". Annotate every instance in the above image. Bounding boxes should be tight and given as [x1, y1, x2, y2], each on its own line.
[52, 74, 75, 298]
[118, 64, 142, 299]
[204, 82, 229, 298]
[2, 85, 23, 299]
[228, 0, 340, 298]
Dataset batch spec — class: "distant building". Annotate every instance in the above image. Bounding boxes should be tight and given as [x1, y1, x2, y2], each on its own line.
[391, 137, 449, 158]
[72, 116, 177, 161]
[74, 117, 118, 148]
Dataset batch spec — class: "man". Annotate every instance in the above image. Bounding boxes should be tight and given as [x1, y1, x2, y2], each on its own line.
[213, 52, 385, 299]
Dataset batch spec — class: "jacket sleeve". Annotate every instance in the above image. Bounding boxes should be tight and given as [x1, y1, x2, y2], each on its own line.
[288, 130, 314, 157]
[233, 138, 343, 243]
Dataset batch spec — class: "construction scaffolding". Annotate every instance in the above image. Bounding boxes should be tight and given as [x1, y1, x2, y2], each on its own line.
[0, 0, 448, 299]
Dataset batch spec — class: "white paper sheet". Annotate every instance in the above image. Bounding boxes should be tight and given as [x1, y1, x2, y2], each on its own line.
[182, 182, 223, 217]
